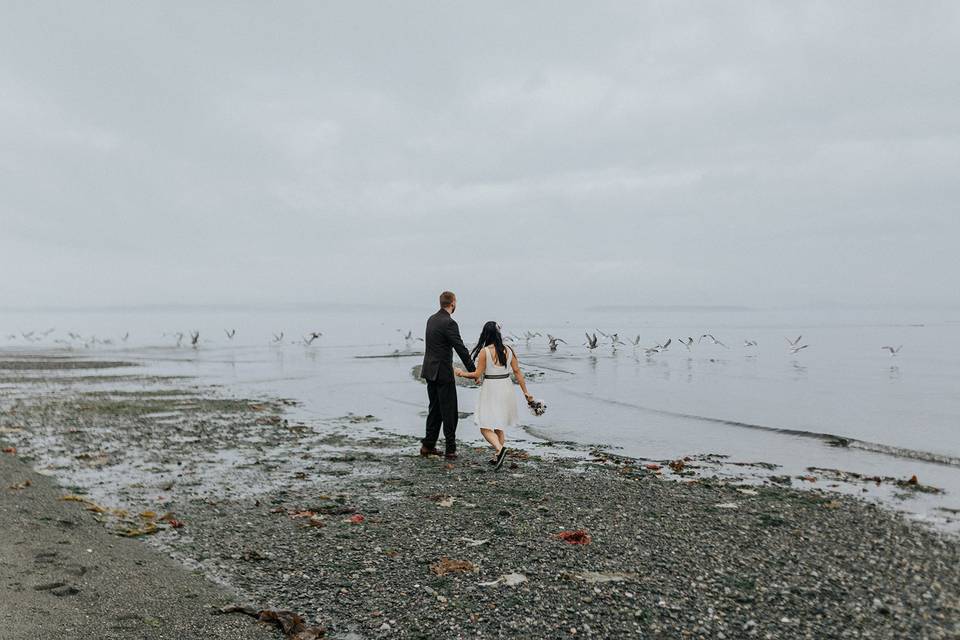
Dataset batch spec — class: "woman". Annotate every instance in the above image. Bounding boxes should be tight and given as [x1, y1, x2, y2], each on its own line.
[455, 321, 533, 470]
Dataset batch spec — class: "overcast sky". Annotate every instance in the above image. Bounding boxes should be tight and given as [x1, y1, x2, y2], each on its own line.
[1, 2, 958, 312]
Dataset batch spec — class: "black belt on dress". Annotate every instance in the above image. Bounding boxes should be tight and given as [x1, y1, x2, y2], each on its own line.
[484, 373, 510, 379]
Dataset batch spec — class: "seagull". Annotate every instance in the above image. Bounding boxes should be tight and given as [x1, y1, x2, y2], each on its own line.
[272, 332, 284, 344]
[547, 335, 566, 352]
[68, 332, 82, 340]
[596, 330, 622, 344]
[679, 337, 694, 351]
[524, 331, 542, 341]
[304, 331, 323, 346]
[224, 329, 236, 340]
[789, 344, 809, 355]
[121, 333, 130, 342]
[744, 340, 758, 347]
[190, 331, 200, 347]
[584, 333, 599, 350]
[786, 335, 803, 347]
[629, 335, 643, 347]
[21, 331, 34, 339]
[40, 328, 56, 337]
[644, 338, 672, 356]
[700, 334, 728, 349]
[881, 345, 902, 356]
[163, 332, 185, 347]
[5, 334, 16, 340]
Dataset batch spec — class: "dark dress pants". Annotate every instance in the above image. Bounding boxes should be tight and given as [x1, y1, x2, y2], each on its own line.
[423, 379, 458, 453]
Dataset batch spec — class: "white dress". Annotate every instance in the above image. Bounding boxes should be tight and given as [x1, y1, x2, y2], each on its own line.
[474, 346, 519, 430]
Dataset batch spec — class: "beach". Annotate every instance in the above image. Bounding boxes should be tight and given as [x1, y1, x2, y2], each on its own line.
[1, 350, 958, 639]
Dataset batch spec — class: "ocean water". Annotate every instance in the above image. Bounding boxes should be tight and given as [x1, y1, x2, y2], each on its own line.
[2, 305, 959, 525]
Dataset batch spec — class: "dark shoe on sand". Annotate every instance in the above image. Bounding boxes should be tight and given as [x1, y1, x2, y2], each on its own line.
[444, 452, 458, 461]
[494, 447, 508, 470]
[420, 446, 442, 457]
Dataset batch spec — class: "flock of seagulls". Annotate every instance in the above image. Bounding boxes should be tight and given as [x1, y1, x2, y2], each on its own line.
[501, 329, 879, 360]
[2, 328, 329, 349]
[2, 326, 910, 360]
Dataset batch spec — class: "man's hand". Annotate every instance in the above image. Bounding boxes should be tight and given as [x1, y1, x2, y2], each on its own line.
[454, 368, 464, 378]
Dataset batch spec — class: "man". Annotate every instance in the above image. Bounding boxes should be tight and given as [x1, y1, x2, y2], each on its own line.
[420, 291, 475, 459]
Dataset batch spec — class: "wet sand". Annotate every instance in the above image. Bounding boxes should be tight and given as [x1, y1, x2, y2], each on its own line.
[0, 451, 276, 640]
[1, 351, 959, 638]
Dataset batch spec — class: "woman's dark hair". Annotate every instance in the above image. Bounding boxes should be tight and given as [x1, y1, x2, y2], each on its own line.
[471, 321, 509, 366]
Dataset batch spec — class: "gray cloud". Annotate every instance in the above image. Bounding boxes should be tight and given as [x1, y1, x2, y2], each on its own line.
[2, 2, 958, 310]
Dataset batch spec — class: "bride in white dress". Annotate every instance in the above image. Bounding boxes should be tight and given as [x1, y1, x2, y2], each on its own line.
[455, 321, 533, 470]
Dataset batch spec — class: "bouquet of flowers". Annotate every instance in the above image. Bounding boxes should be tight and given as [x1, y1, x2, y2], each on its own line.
[527, 397, 547, 416]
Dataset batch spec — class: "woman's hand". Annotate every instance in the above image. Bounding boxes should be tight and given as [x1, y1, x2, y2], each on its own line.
[524, 392, 534, 403]
[454, 368, 464, 378]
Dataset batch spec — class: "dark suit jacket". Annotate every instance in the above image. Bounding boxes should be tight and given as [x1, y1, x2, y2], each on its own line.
[421, 309, 476, 383]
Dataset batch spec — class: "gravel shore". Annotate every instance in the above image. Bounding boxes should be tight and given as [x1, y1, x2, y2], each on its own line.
[2, 352, 958, 639]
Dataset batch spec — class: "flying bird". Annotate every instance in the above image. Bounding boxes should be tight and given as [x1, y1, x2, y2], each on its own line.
[272, 332, 284, 344]
[547, 335, 566, 352]
[699, 334, 728, 349]
[679, 337, 695, 351]
[644, 338, 672, 356]
[786, 335, 803, 347]
[121, 333, 130, 343]
[881, 345, 902, 356]
[744, 340, 758, 347]
[225, 329, 236, 340]
[304, 332, 323, 345]
[789, 344, 809, 355]
[584, 333, 599, 350]
[163, 332, 185, 347]
[190, 331, 200, 347]
[596, 330, 623, 345]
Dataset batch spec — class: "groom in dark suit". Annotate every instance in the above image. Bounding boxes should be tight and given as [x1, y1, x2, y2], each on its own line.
[420, 291, 475, 460]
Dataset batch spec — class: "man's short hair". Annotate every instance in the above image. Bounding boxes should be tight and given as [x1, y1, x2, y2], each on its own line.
[439, 291, 456, 308]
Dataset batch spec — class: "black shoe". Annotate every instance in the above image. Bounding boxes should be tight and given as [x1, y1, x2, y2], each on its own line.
[494, 447, 508, 470]
[420, 446, 442, 457]
[444, 452, 458, 461]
